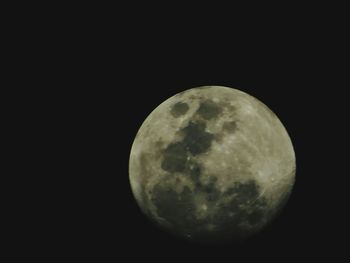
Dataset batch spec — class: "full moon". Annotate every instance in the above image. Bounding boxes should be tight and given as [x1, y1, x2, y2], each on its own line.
[129, 86, 296, 243]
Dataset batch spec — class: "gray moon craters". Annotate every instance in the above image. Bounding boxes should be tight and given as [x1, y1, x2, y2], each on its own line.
[129, 86, 296, 243]
[223, 121, 238, 133]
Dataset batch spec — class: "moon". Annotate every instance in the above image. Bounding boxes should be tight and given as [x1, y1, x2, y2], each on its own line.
[129, 86, 296, 243]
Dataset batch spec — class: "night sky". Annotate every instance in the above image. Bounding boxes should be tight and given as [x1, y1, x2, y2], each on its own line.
[53, 7, 345, 261]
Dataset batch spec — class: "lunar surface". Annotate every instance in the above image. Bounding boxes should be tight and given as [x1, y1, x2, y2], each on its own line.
[129, 86, 296, 243]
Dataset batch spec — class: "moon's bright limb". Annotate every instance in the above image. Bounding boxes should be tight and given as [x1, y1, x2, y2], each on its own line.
[129, 86, 296, 243]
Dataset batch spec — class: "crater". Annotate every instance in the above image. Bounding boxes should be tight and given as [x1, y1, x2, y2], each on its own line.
[170, 102, 189, 117]
[223, 121, 237, 133]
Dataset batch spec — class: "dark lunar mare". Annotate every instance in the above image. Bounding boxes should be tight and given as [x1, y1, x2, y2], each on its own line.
[170, 102, 189, 117]
[151, 179, 268, 243]
[182, 121, 214, 155]
[151, 185, 197, 232]
[215, 180, 267, 229]
[161, 120, 214, 173]
[196, 100, 222, 120]
[161, 142, 188, 173]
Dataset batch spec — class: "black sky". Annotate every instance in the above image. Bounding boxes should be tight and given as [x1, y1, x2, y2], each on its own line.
[54, 6, 347, 261]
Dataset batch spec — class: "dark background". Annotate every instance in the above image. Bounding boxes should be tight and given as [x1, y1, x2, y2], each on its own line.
[43, 5, 347, 261]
